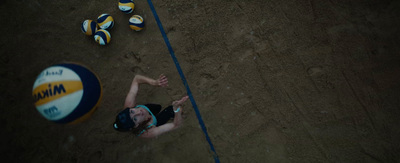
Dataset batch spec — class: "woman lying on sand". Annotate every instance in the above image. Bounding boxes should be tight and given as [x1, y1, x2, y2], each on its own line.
[113, 74, 189, 138]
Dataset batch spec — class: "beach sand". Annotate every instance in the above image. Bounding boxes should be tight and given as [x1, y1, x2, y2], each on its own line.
[1, 0, 400, 162]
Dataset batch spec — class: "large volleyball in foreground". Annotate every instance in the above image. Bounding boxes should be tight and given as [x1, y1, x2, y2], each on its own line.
[32, 63, 103, 124]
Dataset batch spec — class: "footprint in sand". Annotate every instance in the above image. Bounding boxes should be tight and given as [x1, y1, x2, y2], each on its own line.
[307, 66, 323, 76]
[62, 135, 75, 151]
[166, 88, 184, 100]
[123, 51, 142, 64]
[307, 66, 334, 90]
[205, 84, 219, 107]
[88, 150, 103, 162]
[130, 66, 144, 74]
[194, 75, 220, 107]
[120, 52, 144, 73]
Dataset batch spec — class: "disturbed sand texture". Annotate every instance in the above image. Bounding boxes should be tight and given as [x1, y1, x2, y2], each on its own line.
[1, 0, 400, 162]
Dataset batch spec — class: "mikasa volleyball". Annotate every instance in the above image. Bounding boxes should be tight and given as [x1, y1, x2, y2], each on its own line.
[118, 0, 135, 14]
[81, 19, 98, 36]
[129, 15, 144, 31]
[97, 13, 114, 30]
[32, 63, 103, 124]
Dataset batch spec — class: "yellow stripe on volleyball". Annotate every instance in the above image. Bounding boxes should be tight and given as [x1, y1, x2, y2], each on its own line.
[33, 81, 83, 106]
[95, 36, 100, 42]
[105, 31, 111, 42]
[95, 36, 101, 43]
[98, 17, 113, 26]
[118, 2, 134, 8]
[87, 26, 93, 35]
[85, 20, 94, 35]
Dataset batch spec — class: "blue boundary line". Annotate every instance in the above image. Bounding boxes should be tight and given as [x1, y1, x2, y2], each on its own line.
[146, 0, 220, 162]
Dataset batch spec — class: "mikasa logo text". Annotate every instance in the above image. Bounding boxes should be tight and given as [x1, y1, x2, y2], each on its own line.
[33, 84, 66, 102]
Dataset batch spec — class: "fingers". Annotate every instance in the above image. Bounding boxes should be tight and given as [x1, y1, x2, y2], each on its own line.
[173, 95, 189, 106]
[160, 78, 168, 86]
[158, 74, 168, 87]
[180, 96, 189, 103]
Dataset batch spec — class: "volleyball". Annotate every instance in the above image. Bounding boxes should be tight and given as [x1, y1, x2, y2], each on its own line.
[97, 14, 114, 30]
[32, 63, 103, 124]
[118, 0, 135, 14]
[81, 19, 98, 36]
[94, 29, 111, 45]
[129, 15, 144, 31]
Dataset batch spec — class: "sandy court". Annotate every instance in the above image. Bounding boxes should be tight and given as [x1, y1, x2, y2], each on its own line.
[1, 0, 400, 162]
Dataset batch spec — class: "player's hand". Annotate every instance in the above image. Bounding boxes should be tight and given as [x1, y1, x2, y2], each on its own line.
[157, 74, 168, 87]
[172, 95, 189, 112]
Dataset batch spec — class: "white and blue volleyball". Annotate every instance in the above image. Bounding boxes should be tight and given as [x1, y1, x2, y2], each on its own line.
[97, 14, 114, 30]
[118, 0, 135, 14]
[129, 15, 144, 31]
[32, 63, 103, 124]
[81, 19, 98, 36]
[94, 29, 111, 45]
